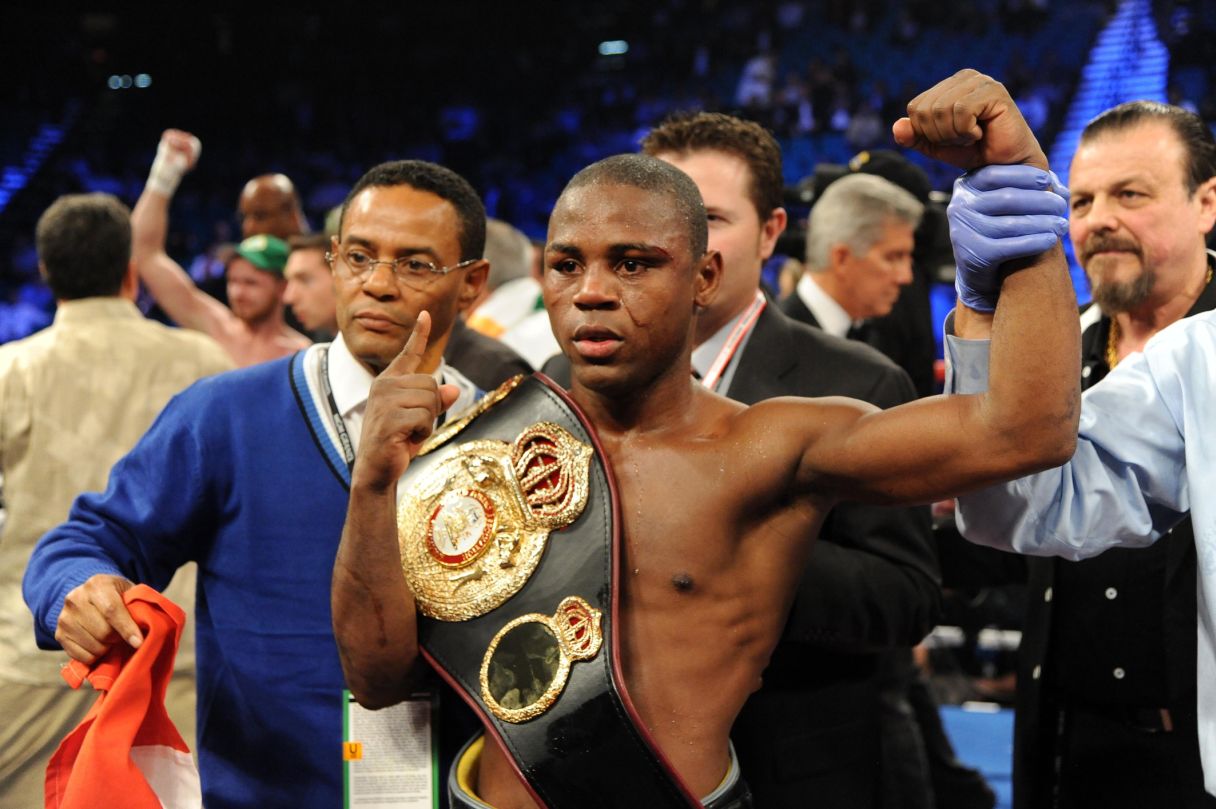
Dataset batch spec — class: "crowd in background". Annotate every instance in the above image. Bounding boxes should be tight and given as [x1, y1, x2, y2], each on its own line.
[4, 1, 1214, 342]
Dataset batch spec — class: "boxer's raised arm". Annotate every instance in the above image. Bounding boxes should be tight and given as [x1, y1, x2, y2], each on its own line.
[781, 71, 1080, 505]
[331, 313, 460, 709]
[131, 130, 235, 336]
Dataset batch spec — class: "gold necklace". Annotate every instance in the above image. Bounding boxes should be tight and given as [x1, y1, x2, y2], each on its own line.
[1107, 265, 1214, 369]
[1105, 317, 1121, 370]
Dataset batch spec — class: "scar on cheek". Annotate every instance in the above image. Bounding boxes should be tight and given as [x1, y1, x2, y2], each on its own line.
[671, 572, 694, 592]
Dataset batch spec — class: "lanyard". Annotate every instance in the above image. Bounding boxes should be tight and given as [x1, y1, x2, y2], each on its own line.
[700, 291, 766, 391]
[318, 346, 356, 470]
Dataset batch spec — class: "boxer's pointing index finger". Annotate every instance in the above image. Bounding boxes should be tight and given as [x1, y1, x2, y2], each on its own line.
[386, 310, 432, 376]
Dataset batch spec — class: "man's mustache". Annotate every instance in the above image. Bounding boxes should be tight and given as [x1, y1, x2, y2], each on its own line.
[1081, 235, 1142, 264]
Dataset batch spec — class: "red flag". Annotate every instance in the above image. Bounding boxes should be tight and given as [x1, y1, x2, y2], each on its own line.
[46, 584, 201, 809]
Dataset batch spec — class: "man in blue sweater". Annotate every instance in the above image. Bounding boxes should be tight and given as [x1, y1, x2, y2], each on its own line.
[24, 160, 490, 808]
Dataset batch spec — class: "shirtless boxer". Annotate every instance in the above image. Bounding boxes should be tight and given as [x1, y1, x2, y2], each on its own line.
[131, 130, 309, 366]
[332, 70, 1078, 808]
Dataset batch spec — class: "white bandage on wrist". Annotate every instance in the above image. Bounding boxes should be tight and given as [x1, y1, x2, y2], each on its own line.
[145, 135, 201, 197]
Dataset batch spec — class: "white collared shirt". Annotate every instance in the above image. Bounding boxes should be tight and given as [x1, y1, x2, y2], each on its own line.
[796, 274, 854, 338]
[325, 333, 374, 450]
[324, 332, 477, 452]
[691, 293, 764, 395]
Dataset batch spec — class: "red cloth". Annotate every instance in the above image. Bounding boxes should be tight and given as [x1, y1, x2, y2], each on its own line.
[46, 584, 200, 809]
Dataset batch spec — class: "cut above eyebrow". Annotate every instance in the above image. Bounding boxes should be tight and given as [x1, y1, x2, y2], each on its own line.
[545, 242, 675, 263]
[545, 242, 582, 257]
[610, 243, 673, 260]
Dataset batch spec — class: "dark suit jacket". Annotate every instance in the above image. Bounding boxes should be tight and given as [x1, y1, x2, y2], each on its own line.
[778, 285, 821, 329]
[444, 318, 533, 392]
[727, 304, 938, 647]
[779, 283, 938, 398]
[726, 304, 940, 809]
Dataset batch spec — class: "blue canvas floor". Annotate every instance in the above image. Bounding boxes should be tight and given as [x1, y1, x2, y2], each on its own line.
[940, 704, 1014, 809]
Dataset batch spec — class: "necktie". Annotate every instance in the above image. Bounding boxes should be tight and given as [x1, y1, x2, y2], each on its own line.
[846, 321, 872, 343]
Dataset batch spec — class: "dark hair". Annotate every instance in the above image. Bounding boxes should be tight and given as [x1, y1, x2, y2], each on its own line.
[560, 154, 708, 257]
[35, 193, 131, 300]
[1081, 101, 1216, 194]
[339, 160, 486, 261]
[641, 111, 784, 222]
[287, 233, 331, 252]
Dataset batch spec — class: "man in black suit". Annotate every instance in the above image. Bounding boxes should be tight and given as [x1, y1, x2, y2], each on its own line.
[801, 151, 944, 398]
[543, 111, 944, 808]
[782, 173, 924, 355]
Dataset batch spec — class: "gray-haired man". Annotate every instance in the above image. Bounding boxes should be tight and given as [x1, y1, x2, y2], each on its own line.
[783, 174, 924, 342]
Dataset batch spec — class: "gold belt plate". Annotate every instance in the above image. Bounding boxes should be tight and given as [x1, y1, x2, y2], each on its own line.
[480, 596, 604, 723]
[398, 422, 593, 621]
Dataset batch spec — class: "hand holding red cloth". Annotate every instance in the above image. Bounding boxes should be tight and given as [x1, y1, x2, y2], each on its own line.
[47, 584, 201, 809]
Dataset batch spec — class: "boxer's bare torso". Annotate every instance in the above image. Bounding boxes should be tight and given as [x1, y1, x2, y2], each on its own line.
[213, 318, 309, 367]
[477, 388, 842, 807]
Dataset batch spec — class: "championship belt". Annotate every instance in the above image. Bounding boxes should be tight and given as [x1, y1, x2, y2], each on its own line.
[398, 374, 701, 809]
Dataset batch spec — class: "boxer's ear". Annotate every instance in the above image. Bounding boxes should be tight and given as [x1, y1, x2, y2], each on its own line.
[693, 249, 723, 311]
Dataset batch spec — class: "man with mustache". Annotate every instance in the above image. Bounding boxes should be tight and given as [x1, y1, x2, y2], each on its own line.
[993, 101, 1216, 809]
[946, 100, 1216, 808]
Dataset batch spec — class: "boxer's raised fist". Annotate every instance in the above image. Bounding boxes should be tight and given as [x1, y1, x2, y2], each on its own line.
[146, 128, 202, 197]
[893, 69, 1047, 171]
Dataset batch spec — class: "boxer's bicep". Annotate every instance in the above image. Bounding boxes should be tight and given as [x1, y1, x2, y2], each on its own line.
[789, 392, 1030, 507]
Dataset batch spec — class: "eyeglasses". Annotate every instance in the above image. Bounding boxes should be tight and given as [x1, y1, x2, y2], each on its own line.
[326, 245, 479, 285]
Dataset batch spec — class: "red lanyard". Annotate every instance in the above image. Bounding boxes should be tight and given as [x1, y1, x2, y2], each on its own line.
[701, 291, 767, 391]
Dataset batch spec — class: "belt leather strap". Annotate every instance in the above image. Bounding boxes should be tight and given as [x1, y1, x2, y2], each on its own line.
[401, 374, 701, 809]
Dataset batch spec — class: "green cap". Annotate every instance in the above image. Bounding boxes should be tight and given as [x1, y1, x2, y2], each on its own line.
[233, 234, 289, 275]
